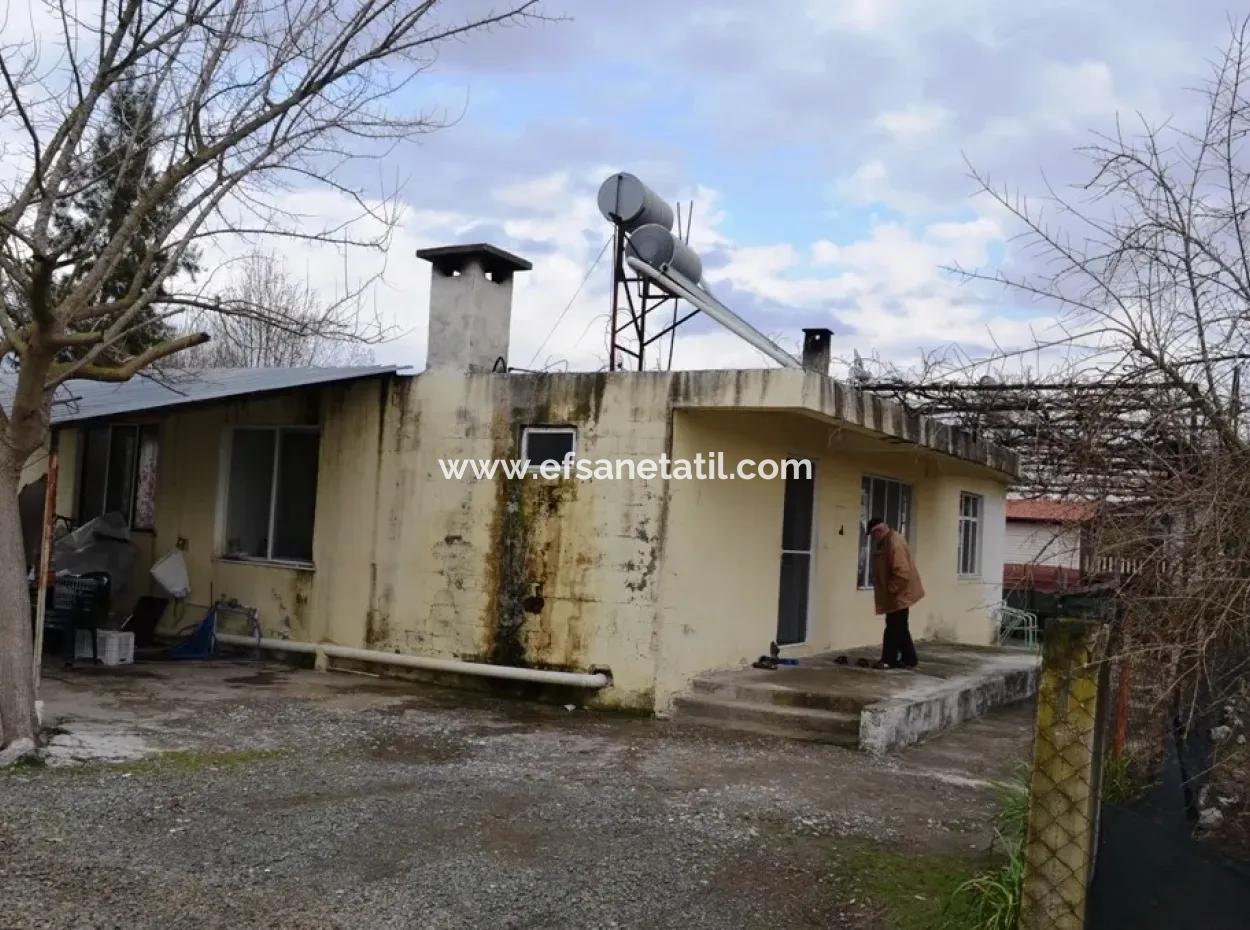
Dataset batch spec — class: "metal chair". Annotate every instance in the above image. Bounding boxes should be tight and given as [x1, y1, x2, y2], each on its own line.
[995, 603, 1040, 650]
[44, 572, 112, 667]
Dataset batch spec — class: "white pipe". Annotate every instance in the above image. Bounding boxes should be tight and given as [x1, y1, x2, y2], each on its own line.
[626, 255, 803, 369]
[217, 633, 318, 655]
[214, 633, 611, 689]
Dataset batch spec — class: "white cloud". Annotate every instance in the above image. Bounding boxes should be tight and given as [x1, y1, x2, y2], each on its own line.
[214, 171, 1046, 382]
[1035, 60, 1122, 129]
[3, 0, 1236, 391]
[834, 159, 941, 214]
[874, 103, 951, 143]
[494, 172, 574, 211]
[804, 0, 905, 33]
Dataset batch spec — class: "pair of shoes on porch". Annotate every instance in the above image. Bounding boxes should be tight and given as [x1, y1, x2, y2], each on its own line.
[871, 660, 921, 670]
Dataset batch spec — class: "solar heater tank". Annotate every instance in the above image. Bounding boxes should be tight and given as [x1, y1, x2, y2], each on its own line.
[597, 172, 675, 232]
[626, 223, 703, 284]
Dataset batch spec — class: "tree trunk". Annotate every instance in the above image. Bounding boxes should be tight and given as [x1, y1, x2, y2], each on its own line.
[0, 450, 38, 749]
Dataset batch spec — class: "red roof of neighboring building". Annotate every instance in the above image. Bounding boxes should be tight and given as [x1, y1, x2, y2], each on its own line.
[1006, 499, 1097, 523]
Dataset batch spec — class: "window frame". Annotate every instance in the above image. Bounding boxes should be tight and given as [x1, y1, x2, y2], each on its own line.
[77, 423, 160, 531]
[857, 474, 914, 590]
[218, 425, 321, 567]
[519, 425, 577, 475]
[957, 491, 983, 578]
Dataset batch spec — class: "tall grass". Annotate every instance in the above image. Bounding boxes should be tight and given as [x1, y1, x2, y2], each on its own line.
[950, 768, 1029, 930]
[1101, 754, 1142, 804]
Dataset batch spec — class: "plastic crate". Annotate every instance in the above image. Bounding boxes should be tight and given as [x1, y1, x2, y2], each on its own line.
[75, 629, 135, 666]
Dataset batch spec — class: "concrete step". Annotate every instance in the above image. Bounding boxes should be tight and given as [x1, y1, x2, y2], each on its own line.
[672, 694, 860, 747]
[691, 676, 873, 714]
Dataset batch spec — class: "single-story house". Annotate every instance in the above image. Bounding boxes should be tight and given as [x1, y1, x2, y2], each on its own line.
[12, 243, 1018, 713]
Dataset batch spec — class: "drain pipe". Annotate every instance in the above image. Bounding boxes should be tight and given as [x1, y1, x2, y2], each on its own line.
[214, 633, 611, 689]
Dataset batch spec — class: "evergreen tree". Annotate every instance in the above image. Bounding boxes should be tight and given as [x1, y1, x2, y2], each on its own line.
[48, 82, 199, 361]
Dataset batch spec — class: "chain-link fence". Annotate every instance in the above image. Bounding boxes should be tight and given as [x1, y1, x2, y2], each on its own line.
[1019, 619, 1111, 930]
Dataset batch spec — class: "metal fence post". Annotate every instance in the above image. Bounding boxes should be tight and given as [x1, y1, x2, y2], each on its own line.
[1019, 617, 1110, 930]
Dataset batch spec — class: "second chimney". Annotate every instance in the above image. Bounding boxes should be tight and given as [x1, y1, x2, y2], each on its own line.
[417, 243, 532, 372]
[801, 327, 833, 375]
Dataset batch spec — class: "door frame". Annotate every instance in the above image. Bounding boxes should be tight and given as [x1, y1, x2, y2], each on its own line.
[776, 458, 816, 647]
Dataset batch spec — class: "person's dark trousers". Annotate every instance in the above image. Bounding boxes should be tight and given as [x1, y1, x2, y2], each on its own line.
[880, 608, 919, 668]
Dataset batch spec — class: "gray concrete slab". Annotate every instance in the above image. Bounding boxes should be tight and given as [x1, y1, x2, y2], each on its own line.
[679, 642, 1040, 752]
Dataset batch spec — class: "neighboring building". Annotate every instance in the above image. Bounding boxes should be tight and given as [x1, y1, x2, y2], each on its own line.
[1003, 498, 1096, 593]
[11, 243, 1018, 713]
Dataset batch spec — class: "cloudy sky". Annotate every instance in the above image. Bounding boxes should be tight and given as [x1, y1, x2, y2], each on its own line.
[212, 3, 1250, 375]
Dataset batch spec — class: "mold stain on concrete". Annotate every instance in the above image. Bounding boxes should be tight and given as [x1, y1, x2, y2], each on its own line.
[478, 381, 594, 672]
[569, 371, 608, 425]
[365, 610, 391, 649]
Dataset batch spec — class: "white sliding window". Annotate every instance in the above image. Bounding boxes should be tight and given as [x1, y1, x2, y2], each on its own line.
[222, 427, 320, 564]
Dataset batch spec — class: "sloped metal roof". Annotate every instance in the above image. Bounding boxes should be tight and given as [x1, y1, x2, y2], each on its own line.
[1006, 498, 1097, 523]
[0, 365, 398, 426]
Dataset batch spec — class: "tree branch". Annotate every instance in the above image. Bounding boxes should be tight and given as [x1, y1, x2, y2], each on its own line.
[46, 331, 209, 385]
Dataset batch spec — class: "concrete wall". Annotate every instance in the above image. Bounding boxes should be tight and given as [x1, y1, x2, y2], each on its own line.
[364, 371, 671, 711]
[48, 367, 1011, 714]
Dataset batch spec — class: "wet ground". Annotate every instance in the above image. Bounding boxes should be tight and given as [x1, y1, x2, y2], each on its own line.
[1, 660, 1034, 929]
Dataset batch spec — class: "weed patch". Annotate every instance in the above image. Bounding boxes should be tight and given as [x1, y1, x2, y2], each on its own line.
[829, 840, 995, 929]
[951, 768, 1030, 929]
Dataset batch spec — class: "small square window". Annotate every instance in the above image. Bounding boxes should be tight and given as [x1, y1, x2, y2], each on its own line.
[521, 427, 575, 470]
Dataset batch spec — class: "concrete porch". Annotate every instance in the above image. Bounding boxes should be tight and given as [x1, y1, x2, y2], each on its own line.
[673, 643, 1039, 753]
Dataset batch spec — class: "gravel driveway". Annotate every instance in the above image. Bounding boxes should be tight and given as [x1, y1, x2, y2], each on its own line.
[0, 661, 1033, 929]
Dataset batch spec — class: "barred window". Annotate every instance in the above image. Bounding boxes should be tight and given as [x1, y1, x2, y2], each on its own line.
[858, 475, 912, 588]
[958, 492, 982, 577]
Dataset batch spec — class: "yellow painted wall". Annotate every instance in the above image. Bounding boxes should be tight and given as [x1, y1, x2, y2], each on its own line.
[652, 409, 1006, 709]
[17, 430, 78, 511]
[54, 428, 78, 518]
[47, 369, 1009, 715]
[51, 380, 383, 642]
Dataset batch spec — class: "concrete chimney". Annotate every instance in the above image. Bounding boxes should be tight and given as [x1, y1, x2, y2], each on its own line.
[417, 243, 532, 372]
[801, 327, 833, 375]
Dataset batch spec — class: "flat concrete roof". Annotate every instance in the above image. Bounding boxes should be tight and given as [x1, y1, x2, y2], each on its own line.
[463, 368, 1019, 479]
[668, 368, 1019, 478]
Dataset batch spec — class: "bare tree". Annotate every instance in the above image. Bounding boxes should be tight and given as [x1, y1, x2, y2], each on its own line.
[180, 251, 379, 368]
[863, 20, 1250, 833]
[0, 0, 542, 759]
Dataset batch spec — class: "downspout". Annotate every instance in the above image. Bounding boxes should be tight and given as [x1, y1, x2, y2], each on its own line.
[214, 633, 611, 689]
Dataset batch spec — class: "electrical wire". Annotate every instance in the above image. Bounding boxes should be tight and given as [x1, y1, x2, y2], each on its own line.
[527, 234, 613, 369]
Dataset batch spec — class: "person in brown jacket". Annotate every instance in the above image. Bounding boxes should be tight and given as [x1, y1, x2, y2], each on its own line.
[867, 517, 924, 669]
